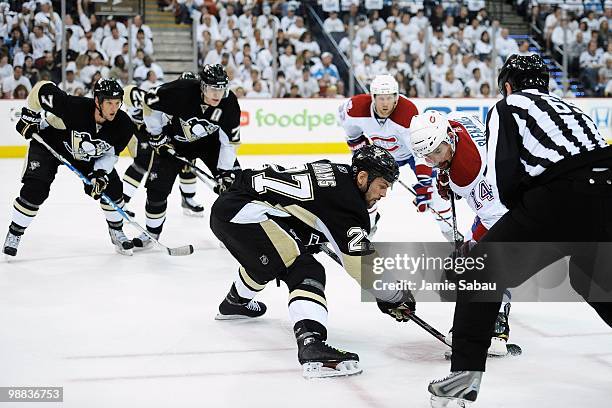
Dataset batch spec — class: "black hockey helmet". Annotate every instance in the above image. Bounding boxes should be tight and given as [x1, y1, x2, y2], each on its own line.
[199, 64, 229, 97]
[179, 71, 198, 80]
[352, 145, 400, 186]
[94, 78, 124, 102]
[497, 54, 549, 97]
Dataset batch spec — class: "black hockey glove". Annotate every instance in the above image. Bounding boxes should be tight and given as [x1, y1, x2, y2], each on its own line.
[377, 289, 416, 322]
[16, 107, 41, 140]
[149, 133, 174, 157]
[85, 169, 109, 200]
[214, 169, 237, 194]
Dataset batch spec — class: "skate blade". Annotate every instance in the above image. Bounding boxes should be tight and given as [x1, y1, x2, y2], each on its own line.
[302, 360, 362, 379]
[182, 208, 205, 217]
[214, 313, 262, 321]
[115, 246, 133, 256]
[133, 244, 155, 252]
[444, 343, 522, 360]
[430, 395, 472, 408]
[3, 253, 16, 262]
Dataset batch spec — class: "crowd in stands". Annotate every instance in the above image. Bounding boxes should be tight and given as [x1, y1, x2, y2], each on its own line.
[187, 0, 522, 99]
[0, 0, 160, 99]
[0, 0, 609, 100]
[529, 0, 611, 96]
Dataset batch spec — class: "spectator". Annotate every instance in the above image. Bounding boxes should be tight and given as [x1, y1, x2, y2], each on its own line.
[246, 80, 272, 98]
[101, 26, 127, 62]
[474, 31, 493, 60]
[284, 83, 301, 98]
[478, 82, 491, 98]
[37, 51, 60, 84]
[13, 42, 33, 68]
[80, 52, 108, 84]
[132, 29, 153, 56]
[12, 84, 29, 99]
[133, 55, 164, 82]
[29, 25, 53, 59]
[296, 67, 319, 97]
[287, 16, 307, 40]
[281, 5, 298, 32]
[440, 69, 464, 97]
[551, 18, 574, 48]
[355, 16, 374, 43]
[464, 18, 485, 45]
[294, 32, 321, 56]
[131, 15, 152, 41]
[465, 67, 485, 96]
[312, 52, 339, 84]
[355, 54, 378, 84]
[443, 15, 459, 38]
[431, 26, 451, 54]
[279, 44, 296, 72]
[2, 65, 31, 98]
[409, 30, 426, 63]
[204, 40, 225, 65]
[58, 62, 85, 96]
[517, 39, 534, 56]
[496, 28, 519, 60]
[22, 56, 39, 86]
[365, 35, 382, 58]
[141, 70, 163, 91]
[323, 11, 345, 33]
[0, 54, 13, 79]
[108, 55, 128, 84]
[580, 40, 605, 88]
[430, 53, 448, 90]
[397, 13, 419, 44]
[384, 30, 404, 58]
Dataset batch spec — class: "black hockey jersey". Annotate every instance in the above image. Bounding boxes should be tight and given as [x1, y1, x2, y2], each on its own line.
[212, 161, 372, 279]
[28, 81, 134, 172]
[143, 79, 241, 165]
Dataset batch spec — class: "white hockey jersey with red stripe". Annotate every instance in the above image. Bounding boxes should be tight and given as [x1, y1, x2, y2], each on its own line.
[338, 94, 419, 162]
[447, 113, 508, 241]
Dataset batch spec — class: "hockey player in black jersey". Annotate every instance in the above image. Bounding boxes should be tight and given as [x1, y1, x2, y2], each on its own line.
[2, 79, 136, 257]
[210, 145, 416, 378]
[132, 64, 241, 248]
[121, 72, 204, 218]
[428, 54, 612, 407]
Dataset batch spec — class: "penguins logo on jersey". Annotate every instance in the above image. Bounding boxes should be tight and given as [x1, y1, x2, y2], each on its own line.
[177, 117, 220, 142]
[63, 131, 112, 161]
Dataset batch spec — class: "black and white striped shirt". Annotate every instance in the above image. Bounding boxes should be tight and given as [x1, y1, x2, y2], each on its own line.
[486, 88, 611, 207]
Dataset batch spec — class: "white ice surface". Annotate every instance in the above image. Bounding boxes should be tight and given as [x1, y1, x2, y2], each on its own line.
[0, 155, 610, 408]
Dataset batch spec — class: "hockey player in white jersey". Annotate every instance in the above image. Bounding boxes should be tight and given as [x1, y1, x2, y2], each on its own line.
[338, 74, 453, 240]
[409, 110, 513, 356]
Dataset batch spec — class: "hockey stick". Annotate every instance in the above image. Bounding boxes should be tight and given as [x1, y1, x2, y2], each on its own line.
[31, 134, 194, 256]
[166, 149, 218, 191]
[397, 179, 464, 242]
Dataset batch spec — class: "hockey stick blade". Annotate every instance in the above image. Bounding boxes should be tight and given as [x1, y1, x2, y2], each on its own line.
[166, 244, 195, 256]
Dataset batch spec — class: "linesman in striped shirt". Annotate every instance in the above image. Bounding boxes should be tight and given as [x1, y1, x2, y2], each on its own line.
[428, 54, 612, 406]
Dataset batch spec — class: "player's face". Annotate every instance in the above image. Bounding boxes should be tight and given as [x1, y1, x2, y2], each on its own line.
[203, 86, 226, 106]
[373, 94, 397, 118]
[364, 176, 391, 208]
[424, 140, 453, 170]
[99, 99, 122, 121]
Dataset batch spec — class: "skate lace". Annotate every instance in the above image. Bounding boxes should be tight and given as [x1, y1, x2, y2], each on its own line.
[5, 233, 21, 248]
[431, 371, 464, 384]
[246, 300, 261, 312]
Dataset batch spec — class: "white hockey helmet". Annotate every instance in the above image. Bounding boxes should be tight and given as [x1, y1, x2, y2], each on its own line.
[409, 110, 455, 157]
[370, 74, 399, 96]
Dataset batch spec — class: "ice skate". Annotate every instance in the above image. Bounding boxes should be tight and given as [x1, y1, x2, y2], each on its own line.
[108, 228, 134, 256]
[489, 303, 511, 356]
[132, 231, 159, 251]
[428, 371, 482, 408]
[3, 230, 21, 257]
[181, 196, 204, 217]
[298, 335, 361, 379]
[215, 283, 267, 320]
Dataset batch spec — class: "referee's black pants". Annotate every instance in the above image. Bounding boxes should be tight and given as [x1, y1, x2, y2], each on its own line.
[451, 165, 612, 371]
